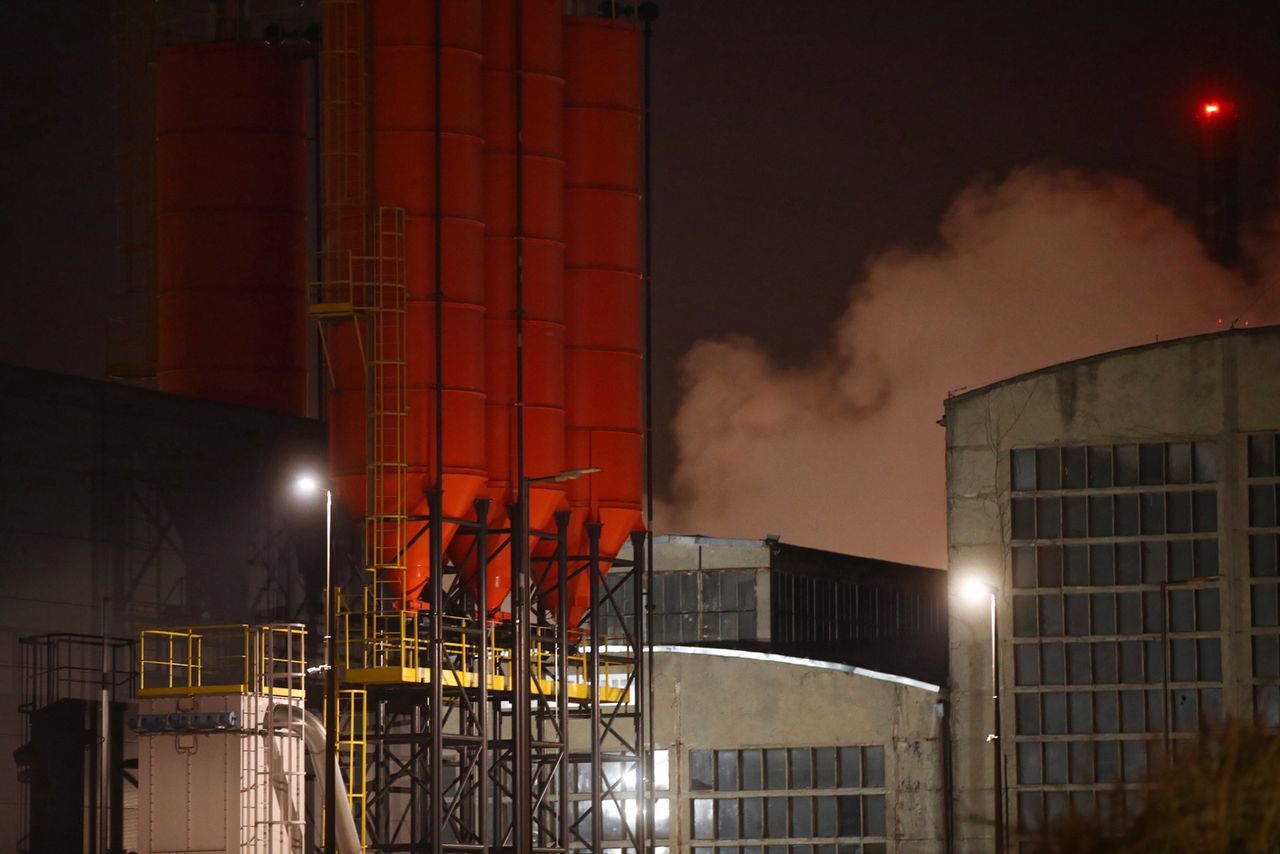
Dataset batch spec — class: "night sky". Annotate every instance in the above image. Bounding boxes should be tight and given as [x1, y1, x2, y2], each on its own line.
[3, 1, 1280, 558]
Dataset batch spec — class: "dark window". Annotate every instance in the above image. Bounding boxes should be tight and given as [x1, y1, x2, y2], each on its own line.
[1038, 547, 1063, 587]
[790, 797, 812, 836]
[1115, 445, 1139, 486]
[1019, 791, 1045, 832]
[1092, 593, 1117, 634]
[836, 796, 861, 836]
[1173, 689, 1199, 731]
[789, 749, 811, 788]
[1040, 594, 1064, 636]
[1096, 741, 1120, 783]
[1063, 447, 1087, 489]
[1141, 492, 1166, 535]
[1254, 635, 1279, 678]
[1139, 443, 1165, 485]
[1253, 584, 1279, 627]
[1037, 448, 1061, 490]
[815, 796, 836, 837]
[1169, 540, 1194, 582]
[1194, 491, 1218, 533]
[691, 751, 713, 790]
[1037, 498, 1062, 539]
[837, 747, 859, 788]
[1167, 443, 1192, 484]
[1064, 497, 1087, 538]
[1043, 692, 1068, 734]
[1043, 741, 1068, 784]
[718, 796, 740, 838]
[1093, 642, 1118, 684]
[1013, 595, 1037, 637]
[1013, 547, 1037, 588]
[743, 749, 764, 790]
[814, 748, 836, 789]
[1249, 434, 1276, 478]
[861, 747, 884, 788]
[1193, 442, 1217, 483]
[1088, 445, 1114, 487]
[1089, 495, 1114, 537]
[743, 797, 765, 838]
[1199, 638, 1222, 681]
[863, 795, 886, 837]
[1091, 545, 1115, 586]
[1122, 741, 1147, 782]
[1095, 690, 1119, 733]
[1117, 592, 1142, 634]
[1011, 696, 1040, 739]
[1012, 449, 1037, 491]
[1069, 690, 1093, 732]
[1012, 498, 1036, 540]
[765, 749, 787, 789]
[1018, 743, 1042, 785]
[1067, 642, 1092, 684]
[1115, 494, 1140, 536]
[767, 797, 787, 838]
[1143, 591, 1165, 632]
[1169, 589, 1195, 633]
[1065, 595, 1089, 636]
[1252, 485, 1277, 528]
[1142, 541, 1167, 585]
[1252, 535, 1278, 577]
[1064, 545, 1090, 586]
[1117, 543, 1141, 585]
[1015, 644, 1040, 686]
[718, 750, 740, 790]
[693, 799, 714, 838]
[1197, 588, 1221, 631]
[1195, 539, 1219, 576]
[1168, 492, 1192, 534]
[1120, 640, 1144, 683]
[1042, 642, 1065, 684]
[1070, 741, 1095, 784]
[1121, 690, 1146, 732]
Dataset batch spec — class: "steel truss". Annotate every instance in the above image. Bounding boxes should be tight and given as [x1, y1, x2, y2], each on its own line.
[345, 503, 650, 854]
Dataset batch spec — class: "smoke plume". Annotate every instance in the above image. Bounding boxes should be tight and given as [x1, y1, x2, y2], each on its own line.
[660, 165, 1280, 568]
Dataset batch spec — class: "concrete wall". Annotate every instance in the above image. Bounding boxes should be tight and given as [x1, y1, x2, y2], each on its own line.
[0, 365, 330, 853]
[651, 648, 945, 853]
[944, 327, 1280, 852]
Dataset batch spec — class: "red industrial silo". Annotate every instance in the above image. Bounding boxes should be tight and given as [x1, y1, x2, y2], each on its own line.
[548, 16, 645, 626]
[447, 0, 566, 615]
[372, 0, 488, 606]
[156, 41, 307, 417]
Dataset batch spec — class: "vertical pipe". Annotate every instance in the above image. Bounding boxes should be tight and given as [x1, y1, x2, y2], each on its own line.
[638, 8, 658, 849]
[512, 490, 532, 853]
[1162, 580, 1171, 756]
[475, 497, 492, 853]
[587, 522, 603, 852]
[325, 489, 337, 854]
[430, 489, 444, 854]
[555, 510, 571, 853]
[991, 592, 1004, 854]
[629, 529, 648, 854]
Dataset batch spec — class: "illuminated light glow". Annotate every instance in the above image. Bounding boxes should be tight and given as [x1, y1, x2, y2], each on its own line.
[958, 575, 993, 607]
[293, 472, 321, 498]
[1204, 102, 1220, 116]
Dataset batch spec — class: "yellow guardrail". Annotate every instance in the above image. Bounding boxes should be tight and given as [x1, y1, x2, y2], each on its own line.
[139, 624, 306, 698]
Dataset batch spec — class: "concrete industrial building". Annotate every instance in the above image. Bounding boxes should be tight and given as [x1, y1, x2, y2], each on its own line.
[945, 325, 1280, 851]
[636, 535, 948, 854]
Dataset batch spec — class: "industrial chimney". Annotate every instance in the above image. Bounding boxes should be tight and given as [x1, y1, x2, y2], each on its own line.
[1195, 99, 1239, 268]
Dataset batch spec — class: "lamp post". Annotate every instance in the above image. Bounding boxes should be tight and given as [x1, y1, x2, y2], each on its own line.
[960, 575, 1004, 854]
[294, 473, 337, 854]
[510, 467, 598, 854]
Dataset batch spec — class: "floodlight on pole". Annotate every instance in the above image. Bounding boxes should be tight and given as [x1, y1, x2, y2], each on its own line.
[956, 571, 1004, 854]
[291, 470, 336, 854]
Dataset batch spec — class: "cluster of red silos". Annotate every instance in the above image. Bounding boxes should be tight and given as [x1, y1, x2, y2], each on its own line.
[155, 4, 645, 628]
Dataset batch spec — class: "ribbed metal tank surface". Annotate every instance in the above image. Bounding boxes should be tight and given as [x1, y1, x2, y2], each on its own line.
[156, 42, 307, 416]
[552, 16, 646, 625]
[373, 0, 488, 604]
[448, 0, 566, 614]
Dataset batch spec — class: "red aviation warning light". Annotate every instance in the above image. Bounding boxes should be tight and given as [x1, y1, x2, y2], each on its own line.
[1200, 100, 1235, 121]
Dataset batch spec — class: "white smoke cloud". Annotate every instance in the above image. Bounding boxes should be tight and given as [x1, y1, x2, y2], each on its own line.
[659, 165, 1279, 568]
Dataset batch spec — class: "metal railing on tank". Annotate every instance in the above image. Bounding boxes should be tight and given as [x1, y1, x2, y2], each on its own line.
[138, 624, 307, 698]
